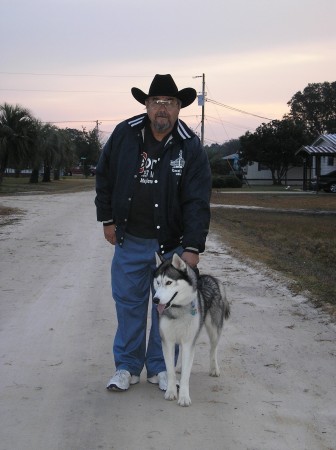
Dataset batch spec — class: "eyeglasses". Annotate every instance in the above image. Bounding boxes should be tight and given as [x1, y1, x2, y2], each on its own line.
[147, 98, 180, 110]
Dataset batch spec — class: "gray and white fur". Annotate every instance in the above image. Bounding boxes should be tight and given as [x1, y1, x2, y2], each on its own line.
[153, 253, 230, 406]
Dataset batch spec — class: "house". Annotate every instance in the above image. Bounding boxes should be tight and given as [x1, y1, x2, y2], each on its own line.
[223, 152, 304, 186]
[243, 161, 303, 186]
[238, 153, 304, 186]
[237, 134, 336, 187]
[296, 134, 336, 190]
[222, 153, 240, 171]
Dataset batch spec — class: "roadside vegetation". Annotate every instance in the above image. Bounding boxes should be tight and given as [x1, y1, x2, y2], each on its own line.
[0, 103, 101, 185]
[206, 81, 336, 188]
[1, 180, 335, 319]
[2, 81, 336, 191]
[211, 190, 336, 318]
[0, 174, 95, 195]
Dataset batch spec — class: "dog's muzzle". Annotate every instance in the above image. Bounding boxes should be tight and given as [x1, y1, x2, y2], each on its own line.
[153, 292, 178, 315]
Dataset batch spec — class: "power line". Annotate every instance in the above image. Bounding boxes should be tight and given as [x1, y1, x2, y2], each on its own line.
[44, 118, 122, 123]
[203, 82, 231, 141]
[0, 71, 195, 79]
[205, 115, 251, 130]
[0, 88, 126, 93]
[0, 72, 152, 78]
[207, 98, 274, 121]
[44, 114, 253, 135]
[43, 120, 98, 124]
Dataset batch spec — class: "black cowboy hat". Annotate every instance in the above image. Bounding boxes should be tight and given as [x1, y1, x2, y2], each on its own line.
[131, 74, 197, 108]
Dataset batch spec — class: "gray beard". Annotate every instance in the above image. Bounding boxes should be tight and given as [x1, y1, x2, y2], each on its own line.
[152, 119, 172, 132]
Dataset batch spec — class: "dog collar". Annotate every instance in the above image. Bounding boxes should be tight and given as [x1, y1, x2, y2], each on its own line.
[191, 300, 198, 316]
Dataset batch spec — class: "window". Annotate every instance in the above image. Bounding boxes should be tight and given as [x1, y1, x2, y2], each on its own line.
[327, 156, 334, 166]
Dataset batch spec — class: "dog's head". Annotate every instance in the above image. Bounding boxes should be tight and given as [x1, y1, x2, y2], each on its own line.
[153, 253, 198, 315]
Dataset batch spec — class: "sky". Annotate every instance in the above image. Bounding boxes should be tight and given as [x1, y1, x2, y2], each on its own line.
[1, 0, 335, 145]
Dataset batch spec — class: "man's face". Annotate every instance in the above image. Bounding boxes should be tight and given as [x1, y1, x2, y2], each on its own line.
[146, 96, 181, 135]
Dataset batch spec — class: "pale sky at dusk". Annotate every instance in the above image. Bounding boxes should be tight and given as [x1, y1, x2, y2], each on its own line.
[1, 0, 335, 144]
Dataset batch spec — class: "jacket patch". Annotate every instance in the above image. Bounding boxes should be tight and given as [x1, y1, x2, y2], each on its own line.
[139, 151, 158, 183]
[170, 150, 185, 176]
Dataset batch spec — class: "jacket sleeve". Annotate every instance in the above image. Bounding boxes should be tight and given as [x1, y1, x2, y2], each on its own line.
[95, 134, 114, 222]
[180, 138, 212, 253]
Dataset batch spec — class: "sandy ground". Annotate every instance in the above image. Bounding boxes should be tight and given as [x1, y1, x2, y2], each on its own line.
[0, 190, 335, 450]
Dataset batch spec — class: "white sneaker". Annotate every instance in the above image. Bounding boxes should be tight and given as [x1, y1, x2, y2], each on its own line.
[147, 371, 168, 391]
[106, 370, 140, 391]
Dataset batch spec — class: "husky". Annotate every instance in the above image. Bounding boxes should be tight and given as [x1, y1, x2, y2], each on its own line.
[153, 253, 230, 407]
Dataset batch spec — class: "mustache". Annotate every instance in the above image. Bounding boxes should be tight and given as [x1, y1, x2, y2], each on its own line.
[155, 112, 169, 118]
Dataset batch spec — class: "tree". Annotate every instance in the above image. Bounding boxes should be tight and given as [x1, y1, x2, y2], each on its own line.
[63, 127, 102, 169]
[0, 103, 35, 183]
[206, 145, 229, 175]
[53, 129, 76, 180]
[240, 118, 310, 185]
[37, 124, 61, 182]
[28, 124, 79, 183]
[0, 102, 102, 184]
[85, 127, 102, 166]
[205, 139, 241, 175]
[26, 120, 44, 183]
[287, 81, 336, 138]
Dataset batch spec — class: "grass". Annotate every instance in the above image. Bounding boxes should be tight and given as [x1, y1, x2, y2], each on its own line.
[211, 190, 336, 318]
[0, 175, 95, 195]
[1, 177, 336, 318]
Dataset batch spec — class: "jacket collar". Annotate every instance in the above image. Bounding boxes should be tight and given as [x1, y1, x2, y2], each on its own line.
[127, 114, 195, 141]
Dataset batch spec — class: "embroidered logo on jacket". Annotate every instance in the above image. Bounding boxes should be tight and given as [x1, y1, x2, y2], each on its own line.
[139, 151, 158, 184]
[170, 151, 185, 176]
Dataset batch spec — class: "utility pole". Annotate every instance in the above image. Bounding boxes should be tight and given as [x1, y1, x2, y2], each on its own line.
[95, 120, 102, 143]
[194, 73, 206, 146]
[201, 73, 205, 147]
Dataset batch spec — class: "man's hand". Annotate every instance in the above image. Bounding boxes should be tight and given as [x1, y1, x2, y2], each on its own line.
[181, 251, 199, 268]
[103, 224, 116, 245]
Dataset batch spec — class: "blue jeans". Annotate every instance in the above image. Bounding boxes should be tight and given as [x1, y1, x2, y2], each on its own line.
[111, 233, 182, 378]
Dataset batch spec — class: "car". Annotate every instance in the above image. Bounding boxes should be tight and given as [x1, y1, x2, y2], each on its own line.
[64, 166, 83, 176]
[311, 170, 336, 193]
[64, 166, 97, 176]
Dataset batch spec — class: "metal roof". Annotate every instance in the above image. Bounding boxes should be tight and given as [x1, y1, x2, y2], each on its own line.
[296, 134, 336, 156]
[296, 145, 336, 156]
[312, 134, 336, 147]
[222, 153, 239, 160]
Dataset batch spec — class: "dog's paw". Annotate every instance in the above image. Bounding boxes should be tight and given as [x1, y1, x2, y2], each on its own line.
[209, 365, 220, 377]
[178, 394, 192, 407]
[164, 388, 177, 401]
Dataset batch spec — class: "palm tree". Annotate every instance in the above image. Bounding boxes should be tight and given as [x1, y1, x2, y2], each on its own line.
[42, 125, 58, 182]
[28, 123, 76, 183]
[53, 129, 76, 180]
[0, 103, 35, 183]
[28, 119, 44, 183]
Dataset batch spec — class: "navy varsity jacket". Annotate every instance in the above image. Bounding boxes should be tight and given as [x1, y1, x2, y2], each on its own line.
[95, 114, 212, 254]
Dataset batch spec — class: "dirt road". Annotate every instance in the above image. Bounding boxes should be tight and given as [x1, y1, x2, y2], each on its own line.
[0, 191, 335, 450]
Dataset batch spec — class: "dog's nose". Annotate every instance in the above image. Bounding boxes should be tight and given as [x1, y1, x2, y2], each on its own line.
[152, 297, 160, 304]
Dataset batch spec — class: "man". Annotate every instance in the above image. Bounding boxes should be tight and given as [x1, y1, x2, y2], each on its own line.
[95, 74, 212, 392]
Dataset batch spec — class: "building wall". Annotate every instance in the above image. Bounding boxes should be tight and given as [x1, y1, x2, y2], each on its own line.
[244, 162, 303, 185]
[319, 155, 336, 174]
[243, 135, 336, 186]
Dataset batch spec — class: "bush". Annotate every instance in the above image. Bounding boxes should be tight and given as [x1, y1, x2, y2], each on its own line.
[212, 175, 243, 188]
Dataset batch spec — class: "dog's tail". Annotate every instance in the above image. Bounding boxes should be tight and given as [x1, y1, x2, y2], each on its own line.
[221, 283, 231, 320]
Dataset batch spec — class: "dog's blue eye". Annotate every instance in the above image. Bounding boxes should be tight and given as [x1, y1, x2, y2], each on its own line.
[166, 281, 172, 285]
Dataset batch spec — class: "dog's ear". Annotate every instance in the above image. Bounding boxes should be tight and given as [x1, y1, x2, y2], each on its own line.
[155, 252, 165, 267]
[171, 253, 187, 271]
